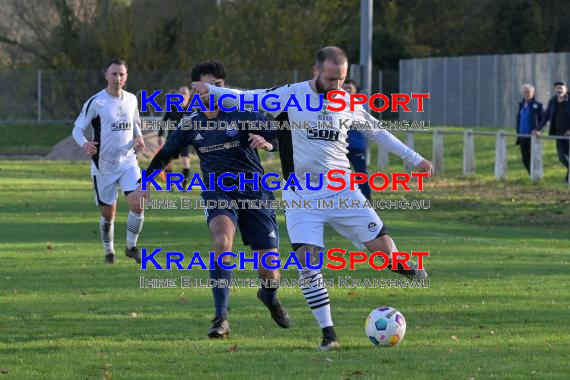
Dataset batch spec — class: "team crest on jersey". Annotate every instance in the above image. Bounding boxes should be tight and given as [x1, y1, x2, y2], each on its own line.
[116, 105, 128, 119]
[368, 222, 379, 232]
[318, 107, 332, 121]
[226, 123, 239, 137]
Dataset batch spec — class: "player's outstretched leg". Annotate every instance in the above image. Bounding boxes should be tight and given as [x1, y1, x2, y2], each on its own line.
[207, 215, 235, 338]
[365, 234, 428, 280]
[257, 250, 290, 328]
[99, 204, 116, 263]
[125, 191, 144, 263]
[208, 262, 232, 338]
[296, 244, 339, 351]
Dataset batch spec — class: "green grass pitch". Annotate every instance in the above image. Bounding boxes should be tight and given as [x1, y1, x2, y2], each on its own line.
[0, 130, 569, 379]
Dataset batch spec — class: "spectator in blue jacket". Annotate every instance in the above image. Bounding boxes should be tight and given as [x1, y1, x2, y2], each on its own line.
[343, 78, 371, 200]
[516, 84, 543, 174]
[539, 81, 570, 182]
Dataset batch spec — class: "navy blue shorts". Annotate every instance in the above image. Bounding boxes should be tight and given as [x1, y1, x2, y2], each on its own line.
[201, 189, 279, 250]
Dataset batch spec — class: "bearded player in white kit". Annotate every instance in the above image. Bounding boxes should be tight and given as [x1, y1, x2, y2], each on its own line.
[192, 46, 434, 351]
[72, 58, 146, 264]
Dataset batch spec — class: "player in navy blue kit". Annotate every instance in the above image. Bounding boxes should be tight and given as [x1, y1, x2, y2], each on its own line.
[343, 78, 371, 200]
[158, 86, 192, 188]
[142, 61, 290, 338]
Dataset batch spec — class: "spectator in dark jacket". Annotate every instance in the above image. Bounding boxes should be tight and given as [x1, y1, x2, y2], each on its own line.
[539, 81, 570, 181]
[516, 84, 543, 174]
[342, 78, 371, 200]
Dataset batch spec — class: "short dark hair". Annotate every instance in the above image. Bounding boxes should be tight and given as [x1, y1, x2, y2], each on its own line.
[191, 61, 226, 82]
[105, 58, 128, 72]
[344, 78, 359, 90]
[315, 46, 348, 67]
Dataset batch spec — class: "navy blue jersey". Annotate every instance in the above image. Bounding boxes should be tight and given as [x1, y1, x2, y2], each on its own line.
[158, 109, 186, 138]
[148, 109, 277, 192]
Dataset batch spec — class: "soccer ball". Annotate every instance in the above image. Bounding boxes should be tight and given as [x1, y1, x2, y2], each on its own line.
[365, 306, 406, 347]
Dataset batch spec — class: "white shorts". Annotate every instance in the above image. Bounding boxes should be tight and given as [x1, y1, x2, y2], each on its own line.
[283, 188, 384, 249]
[92, 165, 141, 206]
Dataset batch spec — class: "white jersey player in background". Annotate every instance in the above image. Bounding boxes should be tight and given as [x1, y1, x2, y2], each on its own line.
[72, 58, 146, 264]
[192, 46, 434, 351]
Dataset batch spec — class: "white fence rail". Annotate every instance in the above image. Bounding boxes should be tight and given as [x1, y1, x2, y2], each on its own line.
[376, 129, 570, 185]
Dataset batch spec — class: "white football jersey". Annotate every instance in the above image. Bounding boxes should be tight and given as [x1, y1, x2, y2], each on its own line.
[209, 82, 424, 199]
[73, 89, 142, 175]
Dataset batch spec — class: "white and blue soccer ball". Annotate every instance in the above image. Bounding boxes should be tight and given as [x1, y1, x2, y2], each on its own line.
[365, 306, 406, 347]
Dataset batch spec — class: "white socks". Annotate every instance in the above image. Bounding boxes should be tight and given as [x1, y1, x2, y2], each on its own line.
[126, 211, 144, 249]
[99, 216, 114, 254]
[298, 268, 333, 328]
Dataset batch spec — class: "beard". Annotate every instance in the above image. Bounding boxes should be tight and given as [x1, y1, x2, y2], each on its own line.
[315, 75, 336, 98]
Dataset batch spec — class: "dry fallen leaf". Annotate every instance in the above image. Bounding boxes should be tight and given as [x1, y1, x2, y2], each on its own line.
[451, 335, 458, 341]
[0, 368, 8, 374]
[128, 312, 138, 318]
[228, 344, 238, 352]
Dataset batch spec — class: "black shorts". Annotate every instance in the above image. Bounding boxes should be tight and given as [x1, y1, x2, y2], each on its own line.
[201, 189, 279, 250]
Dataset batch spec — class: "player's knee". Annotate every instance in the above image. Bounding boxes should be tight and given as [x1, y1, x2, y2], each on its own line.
[129, 201, 142, 213]
[127, 193, 143, 213]
[258, 250, 280, 278]
[100, 206, 115, 220]
[258, 266, 279, 279]
[213, 234, 233, 252]
[295, 244, 321, 268]
[130, 202, 143, 213]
